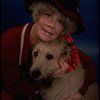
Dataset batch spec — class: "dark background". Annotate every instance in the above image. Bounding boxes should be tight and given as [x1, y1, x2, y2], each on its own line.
[1, 0, 99, 82]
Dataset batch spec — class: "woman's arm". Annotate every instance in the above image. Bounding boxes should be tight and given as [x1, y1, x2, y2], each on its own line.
[78, 50, 97, 96]
[1, 28, 42, 99]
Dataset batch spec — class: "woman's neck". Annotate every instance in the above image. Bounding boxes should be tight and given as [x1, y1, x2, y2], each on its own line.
[30, 24, 41, 46]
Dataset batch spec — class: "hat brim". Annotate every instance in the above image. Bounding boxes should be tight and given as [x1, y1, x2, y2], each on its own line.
[74, 21, 87, 35]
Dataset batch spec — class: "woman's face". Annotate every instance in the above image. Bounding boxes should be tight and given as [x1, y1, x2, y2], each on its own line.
[33, 11, 65, 42]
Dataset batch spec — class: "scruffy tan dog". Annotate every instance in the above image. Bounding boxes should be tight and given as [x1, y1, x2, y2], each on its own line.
[30, 40, 98, 100]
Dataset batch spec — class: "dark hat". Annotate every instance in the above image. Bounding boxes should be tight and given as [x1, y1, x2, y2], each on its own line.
[24, 0, 87, 34]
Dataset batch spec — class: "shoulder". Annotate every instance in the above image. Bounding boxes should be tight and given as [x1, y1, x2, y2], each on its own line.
[2, 25, 24, 48]
[2, 25, 25, 38]
[78, 49, 94, 62]
[1, 23, 30, 47]
[2, 23, 32, 41]
[78, 49, 96, 68]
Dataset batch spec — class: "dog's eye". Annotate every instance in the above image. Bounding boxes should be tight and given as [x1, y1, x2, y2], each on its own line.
[46, 54, 54, 60]
[33, 51, 38, 57]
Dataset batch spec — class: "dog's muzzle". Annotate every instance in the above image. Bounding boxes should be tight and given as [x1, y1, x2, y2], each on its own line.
[30, 69, 54, 87]
[30, 70, 41, 79]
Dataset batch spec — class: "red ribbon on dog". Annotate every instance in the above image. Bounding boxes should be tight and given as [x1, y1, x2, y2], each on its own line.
[65, 35, 80, 73]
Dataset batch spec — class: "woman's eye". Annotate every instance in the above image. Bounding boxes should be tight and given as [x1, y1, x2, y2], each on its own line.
[58, 20, 64, 25]
[45, 13, 52, 17]
[58, 19, 65, 26]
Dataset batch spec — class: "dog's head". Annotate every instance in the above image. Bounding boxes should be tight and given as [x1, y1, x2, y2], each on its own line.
[30, 39, 71, 80]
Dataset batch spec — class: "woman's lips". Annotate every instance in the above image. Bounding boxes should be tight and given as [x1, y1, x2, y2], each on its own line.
[42, 28, 54, 35]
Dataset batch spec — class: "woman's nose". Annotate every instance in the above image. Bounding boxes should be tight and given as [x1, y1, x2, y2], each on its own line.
[48, 18, 56, 28]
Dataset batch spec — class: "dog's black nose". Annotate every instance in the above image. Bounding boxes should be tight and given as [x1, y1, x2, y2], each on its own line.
[31, 70, 41, 78]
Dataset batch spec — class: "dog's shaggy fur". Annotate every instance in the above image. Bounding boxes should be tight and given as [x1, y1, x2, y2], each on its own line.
[30, 40, 98, 100]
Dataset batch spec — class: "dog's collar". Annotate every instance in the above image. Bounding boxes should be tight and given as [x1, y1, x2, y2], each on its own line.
[65, 35, 81, 73]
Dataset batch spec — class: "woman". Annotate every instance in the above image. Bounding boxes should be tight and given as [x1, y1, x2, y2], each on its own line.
[1, 0, 96, 100]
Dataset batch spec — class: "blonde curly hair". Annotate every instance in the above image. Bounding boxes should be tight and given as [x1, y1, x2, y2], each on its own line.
[29, 2, 77, 35]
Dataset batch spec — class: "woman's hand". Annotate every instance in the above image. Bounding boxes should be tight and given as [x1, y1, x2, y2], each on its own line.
[53, 58, 69, 78]
[63, 92, 83, 100]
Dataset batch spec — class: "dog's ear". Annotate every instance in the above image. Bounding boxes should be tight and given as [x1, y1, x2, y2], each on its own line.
[58, 39, 67, 58]
[60, 39, 72, 60]
[60, 39, 68, 53]
[61, 47, 72, 61]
